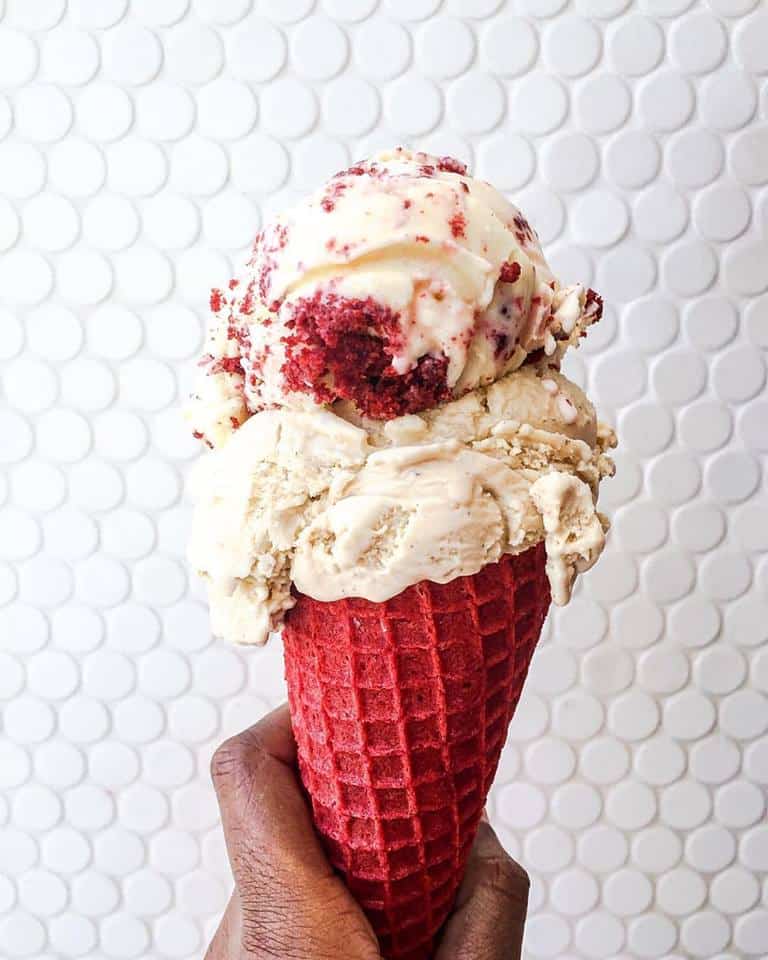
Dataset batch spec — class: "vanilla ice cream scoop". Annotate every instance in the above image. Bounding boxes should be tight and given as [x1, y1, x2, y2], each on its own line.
[188, 148, 602, 444]
[189, 361, 616, 645]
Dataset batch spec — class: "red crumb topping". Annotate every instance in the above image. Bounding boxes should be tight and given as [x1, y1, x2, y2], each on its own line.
[210, 356, 244, 376]
[251, 223, 289, 306]
[325, 237, 354, 257]
[210, 289, 223, 312]
[585, 287, 604, 323]
[321, 179, 350, 212]
[239, 279, 256, 316]
[437, 156, 468, 175]
[192, 428, 213, 449]
[513, 213, 535, 246]
[280, 292, 451, 419]
[420, 164, 436, 177]
[275, 224, 289, 249]
[229, 416, 241, 430]
[449, 212, 467, 239]
[403, 199, 412, 209]
[499, 261, 521, 283]
[333, 160, 378, 180]
[461, 181, 470, 193]
[226, 323, 248, 349]
[415, 235, 430, 243]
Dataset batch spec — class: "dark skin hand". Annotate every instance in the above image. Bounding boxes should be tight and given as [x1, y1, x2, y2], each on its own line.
[205, 704, 529, 960]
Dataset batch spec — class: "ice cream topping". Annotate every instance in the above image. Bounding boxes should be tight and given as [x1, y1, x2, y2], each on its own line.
[187, 149, 615, 645]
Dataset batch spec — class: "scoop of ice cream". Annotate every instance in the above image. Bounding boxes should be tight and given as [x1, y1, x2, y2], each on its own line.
[188, 361, 615, 645]
[188, 148, 601, 436]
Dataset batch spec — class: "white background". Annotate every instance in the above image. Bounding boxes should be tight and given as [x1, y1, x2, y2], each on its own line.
[0, 0, 767, 958]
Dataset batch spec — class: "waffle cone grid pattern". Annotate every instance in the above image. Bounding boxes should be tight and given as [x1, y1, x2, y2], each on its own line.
[283, 543, 551, 959]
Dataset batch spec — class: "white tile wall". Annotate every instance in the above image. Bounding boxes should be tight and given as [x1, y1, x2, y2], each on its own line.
[0, 1, 767, 957]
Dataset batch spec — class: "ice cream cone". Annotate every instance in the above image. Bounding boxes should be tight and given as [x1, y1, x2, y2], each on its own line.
[283, 543, 550, 960]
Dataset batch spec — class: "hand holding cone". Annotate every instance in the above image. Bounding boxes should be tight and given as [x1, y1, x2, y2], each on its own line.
[284, 544, 550, 958]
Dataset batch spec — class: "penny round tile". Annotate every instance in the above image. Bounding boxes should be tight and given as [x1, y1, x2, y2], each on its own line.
[40, 26, 100, 86]
[577, 73, 634, 134]
[667, 128, 724, 187]
[354, 18, 411, 80]
[632, 828, 683, 875]
[702, 69, 758, 131]
[2, 5, 768, 956]
[606, 783, 656, 832]
[608, 690, 660, 740]
[323, 78, 380, 137]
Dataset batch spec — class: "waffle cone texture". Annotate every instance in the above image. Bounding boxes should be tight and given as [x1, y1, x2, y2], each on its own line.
[283, 543, 551, 959]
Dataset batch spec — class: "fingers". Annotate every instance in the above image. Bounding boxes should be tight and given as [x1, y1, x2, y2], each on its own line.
[209, 703, 380, 960]
[436, 819, 529, 960]
[210, 703, 329, 884]
[210, 708, 528, 960]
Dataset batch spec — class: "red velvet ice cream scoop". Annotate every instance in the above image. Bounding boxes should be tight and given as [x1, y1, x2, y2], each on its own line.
[189, 148, 601, 442]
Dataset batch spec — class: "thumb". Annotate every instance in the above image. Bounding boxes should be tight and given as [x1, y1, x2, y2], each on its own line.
[436, 817, 529, 960]
[209, 704, 380, 960]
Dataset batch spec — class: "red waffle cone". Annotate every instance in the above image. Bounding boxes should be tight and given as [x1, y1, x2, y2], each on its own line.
[283, 542, 550, 960]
